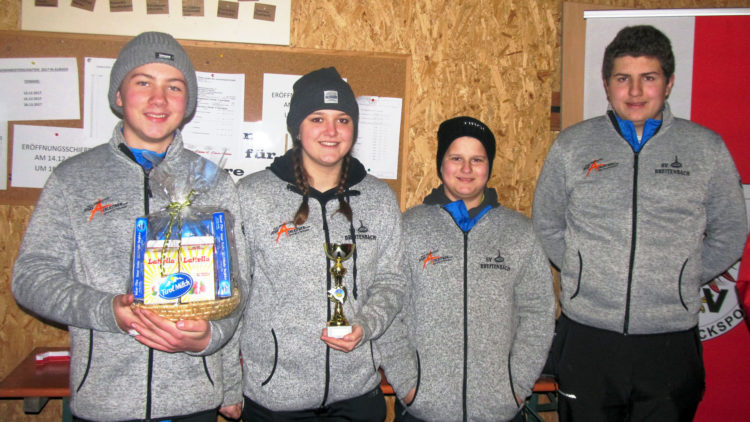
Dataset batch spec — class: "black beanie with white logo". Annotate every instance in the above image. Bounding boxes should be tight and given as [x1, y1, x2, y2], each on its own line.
[286, 67, 359, 142]
[436, 116, 496, 179]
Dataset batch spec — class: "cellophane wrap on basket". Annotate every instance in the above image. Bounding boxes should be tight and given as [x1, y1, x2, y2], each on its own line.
[130, 155, 240, 321]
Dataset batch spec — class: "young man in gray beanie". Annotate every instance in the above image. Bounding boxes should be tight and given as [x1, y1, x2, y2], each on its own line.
[532, 25, 747, 421]
[13, 31, 246, 421]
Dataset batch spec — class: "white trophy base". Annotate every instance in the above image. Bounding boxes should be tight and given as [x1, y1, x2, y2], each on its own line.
[327, 325, 352, 338]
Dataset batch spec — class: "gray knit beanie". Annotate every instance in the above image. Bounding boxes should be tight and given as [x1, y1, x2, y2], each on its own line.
[108, 31, 198, 120]
[437, 116, 496, 179]
[286, 67, 359, 142]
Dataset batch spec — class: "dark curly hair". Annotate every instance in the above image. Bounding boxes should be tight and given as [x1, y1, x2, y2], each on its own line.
[602, 25, 675, 81]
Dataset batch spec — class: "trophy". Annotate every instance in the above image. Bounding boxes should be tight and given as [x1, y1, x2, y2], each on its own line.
[324, 243, 355, 338]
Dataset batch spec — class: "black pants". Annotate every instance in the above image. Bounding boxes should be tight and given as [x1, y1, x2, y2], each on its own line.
[393, 400, 525, 422]
[73, 407, 217, 422]
[555, 315, 705, 422]
[242, 387, 386, 421]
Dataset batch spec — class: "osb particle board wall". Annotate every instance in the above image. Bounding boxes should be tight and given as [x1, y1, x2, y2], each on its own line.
[3, 0, 749, 420]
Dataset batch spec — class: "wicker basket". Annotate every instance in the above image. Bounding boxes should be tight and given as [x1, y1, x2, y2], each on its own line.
[131, 288, 241, 321]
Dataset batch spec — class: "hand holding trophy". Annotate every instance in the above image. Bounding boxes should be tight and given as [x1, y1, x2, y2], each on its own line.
[324, 243, 355, 338]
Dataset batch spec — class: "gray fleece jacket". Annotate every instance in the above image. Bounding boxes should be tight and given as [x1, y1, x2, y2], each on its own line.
[532, 104, 747, 335]
[234, 151, 406, 411]
[378, 188, 555, 422]
[12, 123, 247, 421]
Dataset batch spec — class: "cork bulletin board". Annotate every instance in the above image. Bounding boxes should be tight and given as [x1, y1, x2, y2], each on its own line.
[0, 30, 411, 205]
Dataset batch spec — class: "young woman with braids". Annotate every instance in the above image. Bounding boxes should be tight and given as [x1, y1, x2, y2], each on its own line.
[233, 67, 407, 421]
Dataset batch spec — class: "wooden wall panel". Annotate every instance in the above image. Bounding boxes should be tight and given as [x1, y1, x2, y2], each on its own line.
[0, 204, 68, 420]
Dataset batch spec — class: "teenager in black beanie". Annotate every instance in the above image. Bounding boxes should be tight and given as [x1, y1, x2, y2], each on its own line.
[234, 66, 407, 421]
[377, 116, 554, 422]
[436, 116, 496, 179]
[286, 67, 359, 143]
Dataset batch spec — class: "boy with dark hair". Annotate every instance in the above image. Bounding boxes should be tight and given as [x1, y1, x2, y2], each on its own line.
[12, 32, 246, 421]
[532, 25, 746, 421]
[601, 25, 675, 81]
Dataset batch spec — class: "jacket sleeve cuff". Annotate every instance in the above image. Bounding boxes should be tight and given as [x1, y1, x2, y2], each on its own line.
[105, 293, 127, 333]
[186, 321, 219, 356]
[222, 390, 243, 408]
[514, 383, 532, 402]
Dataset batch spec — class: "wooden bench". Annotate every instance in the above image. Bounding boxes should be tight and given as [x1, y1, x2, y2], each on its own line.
[525, 375, 558, 421]
[1, 347, 557, 420]
[0, 347, 72, 420]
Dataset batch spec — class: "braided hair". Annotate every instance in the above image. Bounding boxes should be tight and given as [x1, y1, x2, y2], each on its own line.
[335, 155, 353, 222]
[292, 142, 353, 226]
[292, 142, 310, 226]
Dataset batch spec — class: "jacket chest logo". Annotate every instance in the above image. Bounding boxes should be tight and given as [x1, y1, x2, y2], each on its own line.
[419, 249, 453, 269]
[85, 197, 127, 221]
[654, 156, 690, 176]
[479, 251, 511, 271]
[272, 222, 310, 243]
[583, 158, 618, 177]
[345, 220, 377, 241]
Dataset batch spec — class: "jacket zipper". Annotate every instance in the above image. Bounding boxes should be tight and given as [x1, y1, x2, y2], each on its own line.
[143, 168, 154, 419]
[623, 152, 640, 334]
[606, 112, 658, 336]
[118, 143, 157, 418]
[320, 201, 332, 408]
[143, 171, 151, 214]
[146, 348, 154, 420]
[462, 231, 469, 422]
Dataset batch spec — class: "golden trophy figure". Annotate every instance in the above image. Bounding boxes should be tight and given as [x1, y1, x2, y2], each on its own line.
[324, 243, 355, 338]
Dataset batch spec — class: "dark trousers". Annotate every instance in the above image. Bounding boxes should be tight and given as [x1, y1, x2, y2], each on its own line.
[555, 315, 705, 422]
[242, 387, 386, 421]
[73, 407, 217, 422]
[393, 399, 525, 422]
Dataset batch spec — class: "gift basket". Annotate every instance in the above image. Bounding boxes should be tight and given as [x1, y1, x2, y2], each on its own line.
[130, 155, 240, 321]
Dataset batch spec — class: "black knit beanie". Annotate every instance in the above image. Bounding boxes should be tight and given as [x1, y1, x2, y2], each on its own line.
[436, 116, 496, 179]
[286, 67, 359, 142]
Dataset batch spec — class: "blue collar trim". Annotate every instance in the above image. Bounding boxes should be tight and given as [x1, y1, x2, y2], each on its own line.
[127, 147, 166, 170]
[614, 113, 662, 153]
[442, 200, 492, 232]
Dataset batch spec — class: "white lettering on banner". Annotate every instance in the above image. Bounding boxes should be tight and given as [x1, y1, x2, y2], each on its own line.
[699, 261, 744, 341]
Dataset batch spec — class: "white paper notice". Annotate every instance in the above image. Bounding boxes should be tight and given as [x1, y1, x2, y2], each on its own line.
[262, 73, 300, 153]
[0, 121, 7, 190]
[353, 96, 402, 179]
[83, 57, 119, 141]
[0, 58, 80, 121]
[11, 125, 101, 188]
[22, 0, 291, 46]
[182, 72, 245, 162]
[222, 121, 278, 182]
